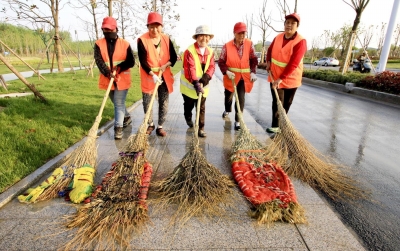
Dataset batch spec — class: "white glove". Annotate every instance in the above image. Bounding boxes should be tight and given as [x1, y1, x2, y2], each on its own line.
[226, 70, 235, 80]
[152, 74, 161, 84]
[250, 73, 257, 82]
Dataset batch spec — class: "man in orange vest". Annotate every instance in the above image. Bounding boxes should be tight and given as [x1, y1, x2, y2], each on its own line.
[94, 16, 135, 139]
[265, 13, 307, 134]
[137, 12, 177, 137]
[218, 22, 258, 130]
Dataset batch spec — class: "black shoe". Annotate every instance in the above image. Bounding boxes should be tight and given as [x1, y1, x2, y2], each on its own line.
[123, 116, 132, 128]
[222, 111, 229, 118]
[198, 130, 207, 137]
[114, 127, 123, 139]
[185, 117, 194, 128]
[146, 125, 155, 135]
[234, 124, 241, 131]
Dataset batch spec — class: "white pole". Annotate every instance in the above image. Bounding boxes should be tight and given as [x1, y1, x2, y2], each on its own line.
[377, 0, 400, 73]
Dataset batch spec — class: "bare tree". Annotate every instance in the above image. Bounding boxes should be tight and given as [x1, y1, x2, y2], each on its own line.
[245, 13, 254, 40]
[253, 0, 272, 62]
[390, 24, 400, 57]
[339, 0, 370, 74]
[358, 24, 374, 52]
[141, 0, 180, 35]
[4, 0, 67, 72]
[69, 0, 104, 42]
[376, 22, 387, 57]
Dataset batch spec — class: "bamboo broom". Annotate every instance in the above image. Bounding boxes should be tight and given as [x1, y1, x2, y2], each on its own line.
[62, 72, 164, 250]
[265, 71, 368, 200]
[152, 85, 235, 224]
[229, 79, 306, 225]
[26, 71, 117, 203]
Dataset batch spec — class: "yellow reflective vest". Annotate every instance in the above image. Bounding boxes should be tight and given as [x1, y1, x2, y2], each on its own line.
[180, 44, 213, 99]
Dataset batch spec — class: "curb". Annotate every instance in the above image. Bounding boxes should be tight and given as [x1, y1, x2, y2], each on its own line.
[256, 68, 400, 106]
[0, 100, 142, 208]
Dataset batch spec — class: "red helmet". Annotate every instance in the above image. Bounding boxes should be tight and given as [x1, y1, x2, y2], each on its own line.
[233, 22, 247, 33]
[285, 13, 300, 25]
[101, 17, 117, 30]
[147, 12, 163, 26]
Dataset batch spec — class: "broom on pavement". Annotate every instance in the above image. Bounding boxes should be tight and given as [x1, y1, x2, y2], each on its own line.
[62, 72, 162, 251]
[265, 71, 368, 200]
[229, 79, 306, 225]
[18, 71, 117, 203]
[152, 85, 235, 223]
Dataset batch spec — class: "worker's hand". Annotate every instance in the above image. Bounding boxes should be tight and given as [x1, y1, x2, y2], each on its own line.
[272, 78, 282, 89]
[199, 73, 211, 86]
[193, 80, 204, 96]
[160, 62, 170, 73]
[226, 70, 235, 80]
[250, 73, 257, 82]
[152, 74, 161, 85]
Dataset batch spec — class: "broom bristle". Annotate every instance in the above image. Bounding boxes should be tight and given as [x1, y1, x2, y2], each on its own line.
[269, 100, 369, 200]
[63, 150, 150, 251]
[249, 201, 307, 226]
[152, 141, 236, 223]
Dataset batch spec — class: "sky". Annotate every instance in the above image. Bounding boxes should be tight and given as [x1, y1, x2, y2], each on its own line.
[3, 0, 398, 52]
[170, 0, 400, 51]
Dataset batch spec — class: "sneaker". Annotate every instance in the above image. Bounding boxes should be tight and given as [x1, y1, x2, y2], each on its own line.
[198, 130, 207, 137]
[234, 123, 241, 131]
[156, 128, 167, 137]
[123, 116, 132, 128]
[114, 127, 123, 140]
[185, 117, 194, 128]
[266, 127, 280, 133]
[222, 111, 229, 118]
[146, 125, 155, 135]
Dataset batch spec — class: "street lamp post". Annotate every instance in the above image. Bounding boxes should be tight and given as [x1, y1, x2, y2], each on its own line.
[201, 7, 221, 31]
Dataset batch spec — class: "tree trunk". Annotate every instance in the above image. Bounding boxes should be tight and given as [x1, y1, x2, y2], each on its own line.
[340, 31, 357, 74]
[0, 53, 47, 103]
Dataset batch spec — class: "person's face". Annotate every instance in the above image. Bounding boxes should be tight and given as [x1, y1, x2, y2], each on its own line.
[234, 31, 246, 44]
[102, 28, 117, 33]
[148, 23, 163, 38]
[284, 18, 298, 36]
[196, 34, 211, 47]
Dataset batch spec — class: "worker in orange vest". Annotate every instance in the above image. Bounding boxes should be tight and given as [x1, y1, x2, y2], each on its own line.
[265, 13, 307, 134]
[218, 22, 258, 131]
[137, 12, 178, 137]
[94, 16, 135, 139]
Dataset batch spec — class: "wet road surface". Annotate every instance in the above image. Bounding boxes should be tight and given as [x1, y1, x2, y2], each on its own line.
[214, 68, 400, 251]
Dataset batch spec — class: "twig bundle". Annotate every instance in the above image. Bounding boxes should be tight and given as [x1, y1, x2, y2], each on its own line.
[63, 125, 152, 251]
[267, 72, 368, 200]
[229, 79, 306, 225]
[152, 91, 235, 222]
[25, 73, 117, 203]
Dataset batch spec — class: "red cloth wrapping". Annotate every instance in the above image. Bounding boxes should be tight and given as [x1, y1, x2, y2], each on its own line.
[232, 159, 297, 206]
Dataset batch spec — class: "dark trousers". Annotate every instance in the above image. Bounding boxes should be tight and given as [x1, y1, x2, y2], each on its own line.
[270, 84, 297, 127]
[182, 94, 206, 130]
[224, 80, 245, 123]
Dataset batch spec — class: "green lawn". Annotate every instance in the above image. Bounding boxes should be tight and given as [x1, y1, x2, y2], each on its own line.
[0, 61, 182, 193]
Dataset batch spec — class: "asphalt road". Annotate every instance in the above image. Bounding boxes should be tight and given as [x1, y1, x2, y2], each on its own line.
[214, 67, 400, 251]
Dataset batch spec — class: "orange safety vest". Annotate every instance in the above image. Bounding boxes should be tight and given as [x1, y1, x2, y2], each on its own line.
[139, 32, 174, 94]
[223, 39, 253, 93]
[95, 38, 131, 90]
[268, 33, 304, 89]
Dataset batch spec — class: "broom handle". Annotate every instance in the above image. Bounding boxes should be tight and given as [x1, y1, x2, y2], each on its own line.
[194, 85, 203, 141]
[142, 71, 163, 125]
[232, 79, 245, 123]
[267, 71, 282, 106]
[95, 70, 117, 124]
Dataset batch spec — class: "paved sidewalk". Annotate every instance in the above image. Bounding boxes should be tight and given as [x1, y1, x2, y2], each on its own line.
[0, 72, 366, 250]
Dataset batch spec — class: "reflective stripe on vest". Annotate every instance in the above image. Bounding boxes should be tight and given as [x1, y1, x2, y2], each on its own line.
[95, 38, 131, 91]
[223, 39, 253, 93]
[269, 32, 304, 89]
[228, 67, 250, 73]
[180, 44, 213, 99]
